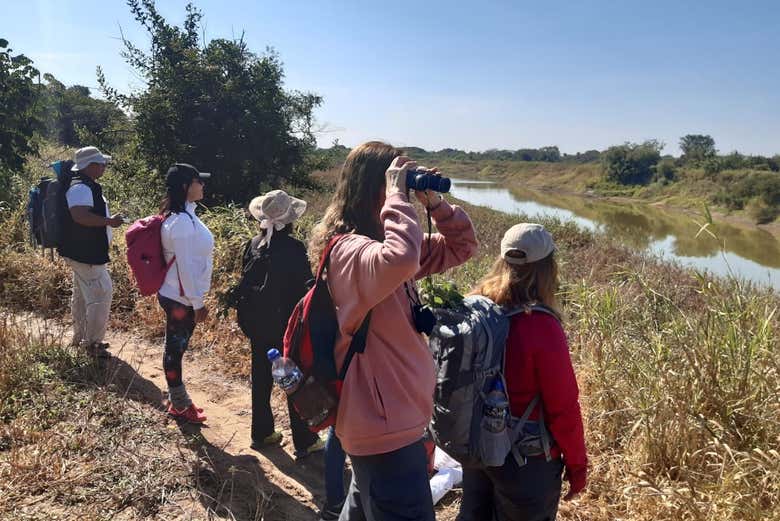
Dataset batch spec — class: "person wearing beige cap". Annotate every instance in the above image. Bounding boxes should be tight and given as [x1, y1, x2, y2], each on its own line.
[234, 190, 324, 457]
[460, 223, 587, 521]
[60, 146, 124, 358]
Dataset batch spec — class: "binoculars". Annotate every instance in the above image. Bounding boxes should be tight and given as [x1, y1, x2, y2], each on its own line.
[406, 169, 451, 193]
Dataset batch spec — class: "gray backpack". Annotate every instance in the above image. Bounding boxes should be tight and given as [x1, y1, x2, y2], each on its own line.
[428, 295, 557, 468]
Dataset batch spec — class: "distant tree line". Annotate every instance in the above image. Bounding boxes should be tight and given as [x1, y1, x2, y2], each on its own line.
[321, 142, 601, 165]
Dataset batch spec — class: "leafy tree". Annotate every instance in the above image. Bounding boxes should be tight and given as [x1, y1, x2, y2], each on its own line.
[99, 0, 322, 203]
[41, 74, 129, 149]
[602, 140, 663, 185]
[680, 134, 717, 162]
[537, 146, 561, 162]
[563, 150, 601, 163]
[654, 158, 676, 183]
[0, 38, 41, 203]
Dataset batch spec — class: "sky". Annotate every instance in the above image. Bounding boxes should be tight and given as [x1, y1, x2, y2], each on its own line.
[2, 0, 779, 155]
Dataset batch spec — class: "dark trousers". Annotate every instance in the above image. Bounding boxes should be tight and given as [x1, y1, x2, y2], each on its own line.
[457, 456, 564, 521]
[249, 338, 318, 452]
[158, 295, 196, 388]
[325, 426, 347, 508]
[339, 439, 435, 521]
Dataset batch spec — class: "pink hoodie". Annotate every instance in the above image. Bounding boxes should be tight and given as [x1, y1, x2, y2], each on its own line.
[328, 192, 478, 456]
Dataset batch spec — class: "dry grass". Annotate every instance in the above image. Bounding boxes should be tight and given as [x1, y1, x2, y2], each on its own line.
[0, 314, 294, 521]
[0, 315, 200, 520]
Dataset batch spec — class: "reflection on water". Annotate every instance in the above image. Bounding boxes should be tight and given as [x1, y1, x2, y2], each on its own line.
[450, 179, 780, 290]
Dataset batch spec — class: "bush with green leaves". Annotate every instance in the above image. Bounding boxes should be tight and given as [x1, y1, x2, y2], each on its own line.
[0, 38, 42, 204]
[601, 140, 663, 186]
[653, 158, 677, 183]
[99, 0, 323, 204]
[712, 171, 780, 222]
[419, 277, 465, 309]
[680, 134, 717, 163]
[40, 74, 129, 150]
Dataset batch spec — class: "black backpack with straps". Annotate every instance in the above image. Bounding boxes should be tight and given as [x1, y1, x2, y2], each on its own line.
[232, 235, 276, 340]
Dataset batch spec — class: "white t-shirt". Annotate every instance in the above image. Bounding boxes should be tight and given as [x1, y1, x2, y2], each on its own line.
[66, 183, 112, 245]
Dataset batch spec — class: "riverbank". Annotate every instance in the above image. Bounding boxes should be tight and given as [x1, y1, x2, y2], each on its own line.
[428, 158, 780, 239]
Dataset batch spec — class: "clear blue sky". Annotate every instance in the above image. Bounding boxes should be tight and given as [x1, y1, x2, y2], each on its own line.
[3, 0, 779, 155]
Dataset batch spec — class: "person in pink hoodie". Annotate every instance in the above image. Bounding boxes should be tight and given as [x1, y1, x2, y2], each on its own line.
[309, 141, 478, 521]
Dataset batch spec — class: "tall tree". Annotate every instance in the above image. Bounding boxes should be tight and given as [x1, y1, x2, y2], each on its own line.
[0, 38, 41, 203]
[41, 74, 129, 149]
[680, 134, 717, 162]
[602, 140, 663, 185]
[99, 1, 322, 203]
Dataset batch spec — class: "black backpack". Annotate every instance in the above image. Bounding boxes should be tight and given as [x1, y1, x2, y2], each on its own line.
[28, 160, 74, 250]
[231, 236, 280, 340]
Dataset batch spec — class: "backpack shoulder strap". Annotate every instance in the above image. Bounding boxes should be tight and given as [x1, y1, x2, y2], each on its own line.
[338, 310, 372, 380]
[316, 234, 372, 380]
[503, 303, 560, 323]
[164, 211, 196, 298]
[315, 234, 345, 280]
[183, 210, 196, 226]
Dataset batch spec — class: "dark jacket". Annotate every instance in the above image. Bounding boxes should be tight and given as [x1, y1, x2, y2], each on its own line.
[236, 231, 313, 343]
[58, 174, 109, 265]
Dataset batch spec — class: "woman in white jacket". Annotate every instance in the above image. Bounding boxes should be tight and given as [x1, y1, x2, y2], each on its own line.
[158, 163, 214, 423]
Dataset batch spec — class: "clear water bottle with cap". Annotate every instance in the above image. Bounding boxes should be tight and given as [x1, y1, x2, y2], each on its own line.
[267, 348, 302, 394]
[483, 378, 509, 433]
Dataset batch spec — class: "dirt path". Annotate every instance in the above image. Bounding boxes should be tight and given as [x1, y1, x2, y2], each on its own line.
[100, 327, 331, 521]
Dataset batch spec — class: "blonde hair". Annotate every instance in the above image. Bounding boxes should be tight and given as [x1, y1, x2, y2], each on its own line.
[470, 252, 561, 317]
[309, 141, 403, 263]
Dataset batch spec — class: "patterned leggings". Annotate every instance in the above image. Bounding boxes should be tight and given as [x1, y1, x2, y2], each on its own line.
[157, 295, 195, 389]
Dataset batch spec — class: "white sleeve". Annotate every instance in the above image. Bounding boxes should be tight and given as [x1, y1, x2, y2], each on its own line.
[66, 184, 93, 208]
[169, 216, 204, 309]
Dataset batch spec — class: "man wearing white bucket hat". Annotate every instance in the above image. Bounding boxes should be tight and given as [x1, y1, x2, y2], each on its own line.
[59, 146, 124, 358]
[231, 190, 324, 457]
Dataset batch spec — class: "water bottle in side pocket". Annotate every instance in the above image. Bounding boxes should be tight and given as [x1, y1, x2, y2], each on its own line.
[479, 378, 513, 466]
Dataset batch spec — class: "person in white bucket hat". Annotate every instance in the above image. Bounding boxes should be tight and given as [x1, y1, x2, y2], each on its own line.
[248, 189, 307, 248]
[234, 190, 324, 458]
[60, 146, 124, 359]
[70, 146, 112, 172]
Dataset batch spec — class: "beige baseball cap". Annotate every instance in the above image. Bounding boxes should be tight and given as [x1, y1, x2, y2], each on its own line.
[500, 223, 555, 265]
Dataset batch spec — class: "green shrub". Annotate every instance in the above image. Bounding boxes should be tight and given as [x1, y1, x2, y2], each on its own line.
[746, 196, 778, 224]
[654, 158, 677, 182]
[602, 140, 663, 185]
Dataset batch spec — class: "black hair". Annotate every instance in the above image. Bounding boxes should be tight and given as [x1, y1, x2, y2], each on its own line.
[159, 179, 191, 215]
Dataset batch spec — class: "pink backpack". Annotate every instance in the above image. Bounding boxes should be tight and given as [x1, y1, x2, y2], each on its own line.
[125, 214, 176, 296]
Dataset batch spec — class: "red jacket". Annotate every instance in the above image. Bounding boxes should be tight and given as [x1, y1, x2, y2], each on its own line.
[504, 310, 587, 489]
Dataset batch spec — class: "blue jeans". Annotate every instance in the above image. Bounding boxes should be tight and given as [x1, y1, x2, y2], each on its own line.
[339, 439, 435, 521]
[325, 426, 347, 508]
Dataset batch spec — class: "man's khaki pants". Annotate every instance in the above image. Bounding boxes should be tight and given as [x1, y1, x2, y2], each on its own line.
[65, 258, 113, 347]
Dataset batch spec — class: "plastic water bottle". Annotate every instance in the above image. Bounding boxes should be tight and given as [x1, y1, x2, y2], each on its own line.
[483, 379, 509, 433]
[267, 348, 302, 394]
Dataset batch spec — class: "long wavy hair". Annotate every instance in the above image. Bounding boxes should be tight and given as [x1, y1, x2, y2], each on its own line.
[469, 252, 561, 317]
[309, 141, 403, 263]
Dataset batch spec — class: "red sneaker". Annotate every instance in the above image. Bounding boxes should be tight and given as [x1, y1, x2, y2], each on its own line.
[167, 403, 207, 423]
